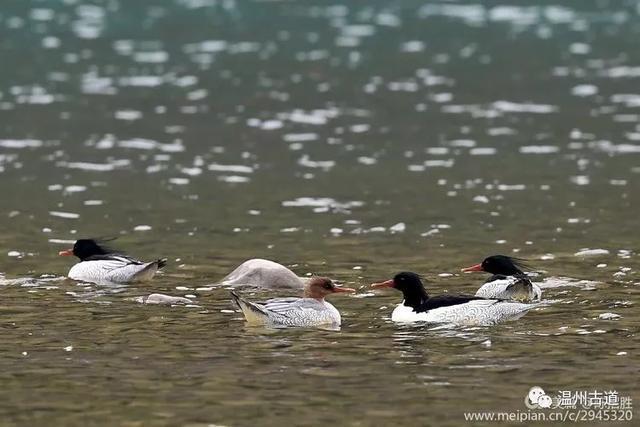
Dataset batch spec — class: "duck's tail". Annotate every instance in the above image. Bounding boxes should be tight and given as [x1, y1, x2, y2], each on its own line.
[230, 291, 268, 325]
[156, 258, 168, 269]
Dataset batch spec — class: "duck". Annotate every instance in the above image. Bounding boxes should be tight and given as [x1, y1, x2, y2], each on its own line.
[371, 272, 540, 326]
[58, 239, 167, 284]
[461, 255, 542, 302]
[231, 277, 355, 328]
[221, 258, 304, 289]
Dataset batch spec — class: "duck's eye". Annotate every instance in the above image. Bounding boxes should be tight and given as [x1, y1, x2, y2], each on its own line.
[323, 282, 333, 290]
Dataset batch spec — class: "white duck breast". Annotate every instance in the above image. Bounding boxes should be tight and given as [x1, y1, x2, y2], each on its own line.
[232, 292, 341, 327]
[391, 299, 539, 326]
[68, 255, 164, 284]
[221, 258, 304, 289]
[475, 276, 542, 302]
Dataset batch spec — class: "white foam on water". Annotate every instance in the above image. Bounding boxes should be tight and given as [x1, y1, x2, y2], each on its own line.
[571, 84, 598, 97]
[118, 138, 157, 150]
[64, 185, 86, 193]
[610, 93, 640, 107]
[449, 139, 476, 147]
[282, 197, 363, 211]
[493, 101, 557, 114]
[401, 40, 425, 52]
[184, 40, 228, 53]
[425, 159, 454, 167]
[261, 120, 283, 130]
[497, 184, 526, 191]
[133, 51, 169, 63]
[488, 127, 516, 136]
[574, 248, 609, 256]
[489, 6, 539, 26]
[341, 25, 376, 38]
[115, 110, 142, 120]
[49, 211, 80, 219]
[570, 175, 590, 185]
[133, 225, 152, 231]
[426, 147, 449, 155]
[520, 145, 559, 154]
[418, 4, 485, 26]
[48, 239, 76, 244]
[180, 167, 202, 176]
[569, 42, 591, 55]
[62, 162, 116, 171]
[469, 147, 496, 155]
[119, 76, 164, 87]
[208, 164, 253, 173]
[218, 175, 250, 183]
[601, 66, 640, 78]
[539, 276, 600, 289]
[81, 73, 116, 95]
[0, 139, 43, 148]
[389, 223, 406, 233]
[357, 156, 377, 165]
[283, 133, 318, 142]
[298, 155, 335, 170]
[169, 177, 190, 185]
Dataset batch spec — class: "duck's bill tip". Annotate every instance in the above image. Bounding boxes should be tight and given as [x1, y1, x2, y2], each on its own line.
[58, 249, 73, 256]
[371, 279, 394, 288]
[461, 263, 483, 273]
[333, 286, 356, 293]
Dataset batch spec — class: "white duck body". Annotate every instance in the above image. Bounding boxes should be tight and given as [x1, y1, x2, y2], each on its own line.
[221, 258, 305, 289]
[390, 299, 539, 326]
[232, 292, 341, 327]
[68, 255, 165, 284]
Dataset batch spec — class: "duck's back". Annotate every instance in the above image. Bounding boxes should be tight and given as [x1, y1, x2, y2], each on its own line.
[475, 275, 542, 302]
[68, 255, 158, 283]
[221, 259, 304, 289]
[262, 298, 340, 327]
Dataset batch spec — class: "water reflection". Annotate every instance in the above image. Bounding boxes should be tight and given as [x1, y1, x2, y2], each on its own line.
[1, 0, 639, 425]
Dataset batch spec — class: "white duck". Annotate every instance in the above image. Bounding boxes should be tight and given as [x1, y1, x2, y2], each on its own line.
[221, 258, 305, 289]
[231, 277, 355, 328]
[59, 239, 166, 284]
[462, 255, 542, 302]
[372, 272, 540, 326]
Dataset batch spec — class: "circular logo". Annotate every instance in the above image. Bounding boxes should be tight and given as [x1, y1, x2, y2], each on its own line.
[525, 386, 551, 409]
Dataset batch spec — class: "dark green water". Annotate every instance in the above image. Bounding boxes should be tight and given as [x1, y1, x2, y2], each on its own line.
[0, 1, 638, 426]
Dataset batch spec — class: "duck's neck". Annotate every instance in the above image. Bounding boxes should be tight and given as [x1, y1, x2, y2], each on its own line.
[303, 288, 326, 301]
[402, 287, 429, 311]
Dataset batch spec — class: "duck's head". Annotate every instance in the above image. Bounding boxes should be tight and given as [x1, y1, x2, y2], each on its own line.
[58, 239, 111, 261]
[304, 277, 355, 299]
[461, 255, 525, 276]
[371, 271, 428, 301]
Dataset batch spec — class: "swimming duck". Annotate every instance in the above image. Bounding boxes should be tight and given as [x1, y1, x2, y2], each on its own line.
[371, 272, 540, 326]
[59, 239, 166, 284]
[231, 277, 355, 328]
[461, 255, 542, 302]
[221, 258, 304, 289]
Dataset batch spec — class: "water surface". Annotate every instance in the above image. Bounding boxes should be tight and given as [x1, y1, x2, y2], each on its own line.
[0, 1, 638, 425]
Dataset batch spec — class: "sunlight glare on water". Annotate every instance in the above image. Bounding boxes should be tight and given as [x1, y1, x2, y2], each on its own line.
[0, 0, 638, 425]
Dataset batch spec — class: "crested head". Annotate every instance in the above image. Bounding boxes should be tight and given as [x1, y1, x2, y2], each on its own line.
[59, 238, 115, 261]
[481, 255, 526, 275]
[371, 271, 429, 303]
[462, 255, 527, 276]
[304, 277, 355, 299]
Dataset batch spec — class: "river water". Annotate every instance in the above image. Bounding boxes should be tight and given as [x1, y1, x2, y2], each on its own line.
[0, 1, 638, 426]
